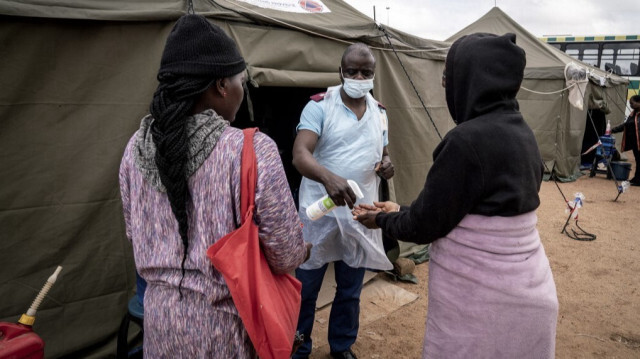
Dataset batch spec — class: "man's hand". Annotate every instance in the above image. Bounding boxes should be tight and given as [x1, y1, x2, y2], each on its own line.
[293, 130, 357, 209]
[304, 242, 313, 262]
[323, 174, 357, 209]
[375, 156, 394, 180]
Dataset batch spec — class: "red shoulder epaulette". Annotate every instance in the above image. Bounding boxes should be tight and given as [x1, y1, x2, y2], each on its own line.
[310, 92, 326, 102]
[376, 101, 386, 110]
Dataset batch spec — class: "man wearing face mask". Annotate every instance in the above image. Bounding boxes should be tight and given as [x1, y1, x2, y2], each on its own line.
[291, 43, 394, 359]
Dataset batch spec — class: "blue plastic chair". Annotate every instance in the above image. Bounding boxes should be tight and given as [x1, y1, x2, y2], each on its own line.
[116, 273, 146, 358]
[590, 136, 617, 178]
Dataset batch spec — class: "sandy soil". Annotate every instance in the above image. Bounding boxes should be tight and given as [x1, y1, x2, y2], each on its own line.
[308, 161, 640, 358]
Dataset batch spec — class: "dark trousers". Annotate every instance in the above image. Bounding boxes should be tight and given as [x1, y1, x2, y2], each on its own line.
[292, 261, 365, 358]
[632, 146, 640, 181]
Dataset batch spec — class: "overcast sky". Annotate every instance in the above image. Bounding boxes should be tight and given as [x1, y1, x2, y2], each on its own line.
[341, 0, 639, 41]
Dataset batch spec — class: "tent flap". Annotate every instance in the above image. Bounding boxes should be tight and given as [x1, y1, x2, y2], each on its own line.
[248, 66, 339, 88]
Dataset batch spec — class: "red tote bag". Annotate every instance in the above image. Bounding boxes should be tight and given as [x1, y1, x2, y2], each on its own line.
[207, 128, 302, 359]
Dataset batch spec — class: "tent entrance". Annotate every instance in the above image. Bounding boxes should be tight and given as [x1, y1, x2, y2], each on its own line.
[234, 85, 325, 204]
[581, 109, 607, 168]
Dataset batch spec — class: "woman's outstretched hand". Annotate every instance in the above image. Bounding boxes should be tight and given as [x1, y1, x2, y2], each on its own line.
[371, 201, 401, 213]
[352, 201, 400, 229]
[352, 209, 379, 229]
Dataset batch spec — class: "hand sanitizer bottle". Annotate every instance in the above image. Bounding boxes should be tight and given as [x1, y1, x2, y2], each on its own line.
[306, 180, 364, 220]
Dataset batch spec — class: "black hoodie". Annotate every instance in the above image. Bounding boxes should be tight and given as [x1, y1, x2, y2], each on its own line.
[376, 33, 544, 244]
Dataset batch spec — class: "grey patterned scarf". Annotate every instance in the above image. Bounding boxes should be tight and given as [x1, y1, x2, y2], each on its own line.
[133, 109, 228, 192]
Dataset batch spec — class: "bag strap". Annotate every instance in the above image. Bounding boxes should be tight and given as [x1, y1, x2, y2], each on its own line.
[240, 128, 258, 220]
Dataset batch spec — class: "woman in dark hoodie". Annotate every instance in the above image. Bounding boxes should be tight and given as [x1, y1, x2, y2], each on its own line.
[353, 33, 558, 358]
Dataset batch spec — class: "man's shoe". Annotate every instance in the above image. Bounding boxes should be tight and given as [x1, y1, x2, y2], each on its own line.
[330, 349, 358, 359]
[630, 181, 640, 186]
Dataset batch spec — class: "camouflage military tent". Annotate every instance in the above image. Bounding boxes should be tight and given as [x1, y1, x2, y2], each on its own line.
[0, 0, 450, 357]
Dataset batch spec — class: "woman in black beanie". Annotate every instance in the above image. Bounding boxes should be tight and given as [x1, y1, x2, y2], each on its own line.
[119, 14, 308, 357]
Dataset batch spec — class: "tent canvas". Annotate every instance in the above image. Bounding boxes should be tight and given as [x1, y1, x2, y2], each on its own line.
[0, 1, 450, 357]
[448, 7, 629, 181]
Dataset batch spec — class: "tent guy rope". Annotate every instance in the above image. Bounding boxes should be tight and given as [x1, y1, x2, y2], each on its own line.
[520, 83, 576, 95]
[378, 25, 443, 140]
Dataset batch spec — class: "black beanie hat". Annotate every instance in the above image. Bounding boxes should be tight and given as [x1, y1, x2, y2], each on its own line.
[158, 14, 246, 78]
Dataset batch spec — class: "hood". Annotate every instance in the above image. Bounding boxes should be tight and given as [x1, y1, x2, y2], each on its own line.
[445, 33, 526, 124]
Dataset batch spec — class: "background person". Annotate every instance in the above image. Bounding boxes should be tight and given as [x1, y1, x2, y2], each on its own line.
[119, 14, 308, 357]
[353, 33, 558, 358]
[291, 43, 394, 359]
[612, 94, 640, 185]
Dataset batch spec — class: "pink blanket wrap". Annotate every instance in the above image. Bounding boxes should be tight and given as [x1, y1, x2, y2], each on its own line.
[423, 211, 558, 359]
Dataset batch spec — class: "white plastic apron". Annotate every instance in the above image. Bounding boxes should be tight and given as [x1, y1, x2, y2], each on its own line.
[299, 86, 392, 270]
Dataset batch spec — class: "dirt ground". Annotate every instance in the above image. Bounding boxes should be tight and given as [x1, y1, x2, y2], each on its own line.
[308, 161, 640, 358]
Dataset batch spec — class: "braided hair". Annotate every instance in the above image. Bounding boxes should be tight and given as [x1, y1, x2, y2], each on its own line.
[149, 14, 245, 298]
[150, 73, 214, 297]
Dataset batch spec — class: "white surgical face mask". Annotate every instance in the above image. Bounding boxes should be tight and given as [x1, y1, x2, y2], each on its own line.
[341, 72, 375, 99]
